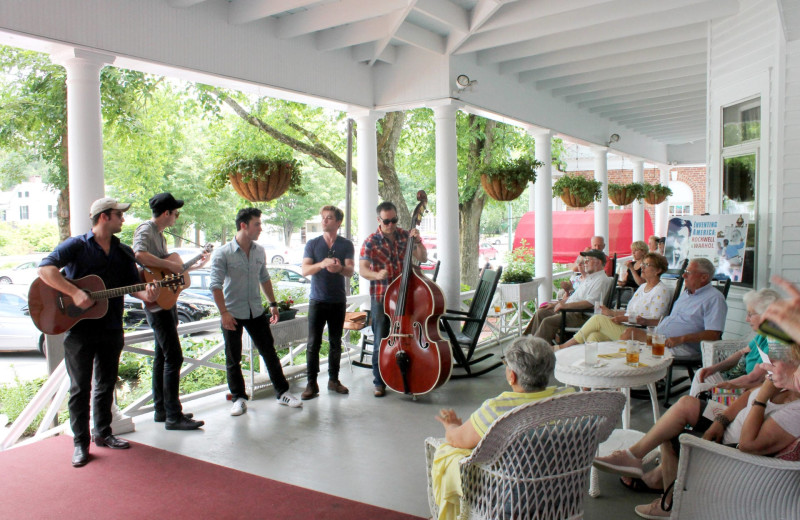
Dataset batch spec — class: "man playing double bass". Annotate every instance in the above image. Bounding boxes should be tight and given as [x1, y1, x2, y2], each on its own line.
[359, 201, 427, 398]
[133, 192, 207, 431]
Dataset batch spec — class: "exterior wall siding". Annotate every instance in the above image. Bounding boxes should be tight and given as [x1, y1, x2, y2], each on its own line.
[782, 38, 800, 282]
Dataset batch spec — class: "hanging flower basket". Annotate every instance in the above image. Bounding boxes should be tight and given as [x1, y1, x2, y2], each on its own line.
[552, 174, 602, 209]
[608, 182, 645, 206]
[478, 157, 542, 202]
[642, 183, 673, 205]
[228, 161, 296, 202]
[481, 174, 526, 201]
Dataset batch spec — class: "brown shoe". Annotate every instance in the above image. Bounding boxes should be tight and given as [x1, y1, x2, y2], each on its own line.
[328, 380, 349, 394]
[374, 385, 386, 397]
[301, 381, 319, 400]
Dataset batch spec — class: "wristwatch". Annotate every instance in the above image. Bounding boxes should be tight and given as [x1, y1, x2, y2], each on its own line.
[753, 400, 768, 408]
[269, 301, 278, 308]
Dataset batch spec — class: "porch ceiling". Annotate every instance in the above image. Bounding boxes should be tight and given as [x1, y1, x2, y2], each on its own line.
[187, 0, 738, 146]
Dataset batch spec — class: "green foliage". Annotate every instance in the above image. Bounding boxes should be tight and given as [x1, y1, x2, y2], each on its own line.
[552, 175, 603, 204]
[643, 182, 673, 198]
[607, 182, 646, 202]
[0, 375, 49, 436]
[501, 239, 535, 283]
[0, 222, 59, 254]
[478, 156, 542, 187]
[211, 156, 302, 193]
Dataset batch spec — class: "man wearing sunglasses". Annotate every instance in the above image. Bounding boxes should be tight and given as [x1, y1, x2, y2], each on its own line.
[133, 192, 207, 431]
[359, 201, 427, 397]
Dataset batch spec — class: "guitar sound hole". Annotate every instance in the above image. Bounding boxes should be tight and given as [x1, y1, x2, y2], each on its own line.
[66, 305, 85, 318]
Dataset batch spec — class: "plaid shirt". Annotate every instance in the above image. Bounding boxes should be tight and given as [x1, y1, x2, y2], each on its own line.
[360, 226, 411, 301]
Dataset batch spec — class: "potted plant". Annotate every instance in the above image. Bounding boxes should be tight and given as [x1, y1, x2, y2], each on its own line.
[211, 153, 302, 202]
[275, 298, 297, 322]
[607, 182, 646, 206]
[479, 156, 542, 202]
[500, 240, 535, 285]
[552, 174, 603, 208]
[642, 182, 673, 205]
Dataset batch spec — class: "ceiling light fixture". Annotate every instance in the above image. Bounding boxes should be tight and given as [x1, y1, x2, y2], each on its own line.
[454, 74, 478, 95]
[606, 133, 620, 147]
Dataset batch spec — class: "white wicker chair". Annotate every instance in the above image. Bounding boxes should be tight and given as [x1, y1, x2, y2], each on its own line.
[424, 391, 625, 520]
[701, 339, 748, 370]
[671, 434, 800, 519]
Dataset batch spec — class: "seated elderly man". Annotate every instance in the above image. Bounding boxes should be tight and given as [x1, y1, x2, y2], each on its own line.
[524, 250, 611, 343]
[622, 257, 727, 359]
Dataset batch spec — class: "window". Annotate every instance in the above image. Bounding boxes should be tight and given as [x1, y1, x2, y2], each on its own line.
[47, 205, 56, 219]
[669, 204, 692, 216]
[721, 97, 760, 288]
[19, 206, 29, 220]
[0, 210, 6, 221]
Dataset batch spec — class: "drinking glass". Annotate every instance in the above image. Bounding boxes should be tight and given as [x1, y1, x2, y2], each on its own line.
[594, 300, 602, 314]
[585, 342, 598, 367]
[626, 340, 640, 367]
[652, 333, 666, 358]
[646, 326, 656, 347]
[627, 310, 638, 324]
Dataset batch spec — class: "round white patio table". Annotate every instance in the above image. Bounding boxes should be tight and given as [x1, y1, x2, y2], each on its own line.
[554, 341, 673, 497]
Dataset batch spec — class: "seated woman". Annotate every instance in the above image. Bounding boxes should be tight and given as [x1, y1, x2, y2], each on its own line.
[593, 350, 800, 519]
[558, 254, 586, 300]
[619, 240, 648, 289]
[557, 253, 671, 350]
[689, 288, 781, 397]
[430, 337, 572, 520]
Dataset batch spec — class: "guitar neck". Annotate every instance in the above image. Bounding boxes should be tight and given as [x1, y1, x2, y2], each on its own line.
[181, 254, 204, 273]
[88, 280, 165, 301]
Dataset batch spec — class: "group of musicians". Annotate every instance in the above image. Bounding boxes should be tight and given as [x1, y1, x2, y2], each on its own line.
[39, 193, 427, 467]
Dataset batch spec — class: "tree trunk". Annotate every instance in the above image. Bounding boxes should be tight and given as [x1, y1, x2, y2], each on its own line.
[376, 112, 411, 226]
[57, 124, 70, 241]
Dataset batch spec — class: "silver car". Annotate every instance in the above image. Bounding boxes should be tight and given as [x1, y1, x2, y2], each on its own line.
[0, 288, 44, 354]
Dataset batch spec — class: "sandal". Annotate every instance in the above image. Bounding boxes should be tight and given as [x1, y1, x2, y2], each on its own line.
[620, 477, 662, 494]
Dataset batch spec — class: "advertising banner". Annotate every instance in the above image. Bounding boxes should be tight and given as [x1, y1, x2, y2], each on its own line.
[664, 214, 749, 281]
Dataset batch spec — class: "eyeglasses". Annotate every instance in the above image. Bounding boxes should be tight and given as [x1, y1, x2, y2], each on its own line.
[746, 310, 758, 319]
[642, 262, 652, 268]
[500, 355, 507, 366]
[381, 217, 399, 225]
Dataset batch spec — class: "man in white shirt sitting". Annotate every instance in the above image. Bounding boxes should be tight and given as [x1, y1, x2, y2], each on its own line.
[524, 250, 611, 344]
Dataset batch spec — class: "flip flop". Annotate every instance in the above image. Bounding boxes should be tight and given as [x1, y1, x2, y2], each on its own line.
[620, 476, 662, 494]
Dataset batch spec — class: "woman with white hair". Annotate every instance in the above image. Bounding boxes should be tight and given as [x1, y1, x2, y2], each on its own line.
[689, 288, 782, 396]
[430, 337, 572, 520]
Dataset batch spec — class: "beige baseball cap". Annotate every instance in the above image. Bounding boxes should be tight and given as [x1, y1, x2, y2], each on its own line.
[89, 197, 131, 218]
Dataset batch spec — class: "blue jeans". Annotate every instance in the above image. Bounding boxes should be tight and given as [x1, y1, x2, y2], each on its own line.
[371, 298, 389, 387]
[306, 299, 346, 382]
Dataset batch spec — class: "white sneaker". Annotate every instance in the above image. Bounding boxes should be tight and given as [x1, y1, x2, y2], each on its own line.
[277, 392, 303, 408]
[230, 398, 247, 416]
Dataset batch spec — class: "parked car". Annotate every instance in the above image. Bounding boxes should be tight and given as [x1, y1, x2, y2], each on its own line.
[123, 294, 214, 330]
[0, 288, 44, 354]
[479, 243, 498, 261]
[267, 264, 311, 297]
[260, 242, 302, 265]
[0, 259, 43, 286]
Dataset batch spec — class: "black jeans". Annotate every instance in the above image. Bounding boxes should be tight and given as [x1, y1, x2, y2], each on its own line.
[145, 307, 184, 421]
[370, 298, 389, 387]
[63, 329, 124, 447]
[222, 312, 289, 400]
[306, 299, 346, 382]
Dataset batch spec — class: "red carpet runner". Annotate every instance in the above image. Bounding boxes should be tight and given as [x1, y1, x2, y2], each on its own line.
[0, 435, 425, 520]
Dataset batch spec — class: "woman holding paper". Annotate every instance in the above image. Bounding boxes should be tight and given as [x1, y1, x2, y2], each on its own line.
[593, 353, 800, 518]
[689, 288, 781, 397]
[557, 253, 671, 350]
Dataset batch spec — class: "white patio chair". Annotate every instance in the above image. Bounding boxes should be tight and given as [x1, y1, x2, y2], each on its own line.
[424, 391, 625, 520]
[671, 434, 800, 520]
[701, 339, 748, 369]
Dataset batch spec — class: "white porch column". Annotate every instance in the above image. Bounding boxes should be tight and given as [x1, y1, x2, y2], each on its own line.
[432, 103, 460, 306]
[632, 159, 645, 242]
[353, 111, 380, 296]
[593, 147, 609, 250]
[655, 164, 671, 237]
[531, 129, 553, 304]
[53, 49, 114, 235]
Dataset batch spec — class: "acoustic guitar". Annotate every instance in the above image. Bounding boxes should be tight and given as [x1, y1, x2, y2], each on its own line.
[141, 244, 213, 311]
[28, 274, 185, 335]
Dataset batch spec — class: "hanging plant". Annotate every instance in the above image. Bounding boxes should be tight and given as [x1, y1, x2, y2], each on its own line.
[608, 182, 646, 206]
[211, 154, 303, 202]
[552, 175, 602, 208]
[479, 156, 542, 201]
[642, 182, 673, 205]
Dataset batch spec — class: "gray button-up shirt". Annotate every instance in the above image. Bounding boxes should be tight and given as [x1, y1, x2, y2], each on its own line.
[210, 238, 271, 320]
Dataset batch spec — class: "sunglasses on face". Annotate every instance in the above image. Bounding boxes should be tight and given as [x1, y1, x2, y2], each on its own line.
[381, 217, 399, 225]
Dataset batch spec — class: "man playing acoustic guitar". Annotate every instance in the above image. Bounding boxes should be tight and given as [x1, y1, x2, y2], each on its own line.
[133, 192, 208, 431]
[38, 197, 160, 467]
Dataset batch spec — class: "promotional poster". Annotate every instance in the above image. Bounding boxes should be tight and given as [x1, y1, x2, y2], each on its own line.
[664, 214, 749, 281]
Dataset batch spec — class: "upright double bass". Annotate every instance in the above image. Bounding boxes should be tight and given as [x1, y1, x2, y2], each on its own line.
[379, 191, 452, 396]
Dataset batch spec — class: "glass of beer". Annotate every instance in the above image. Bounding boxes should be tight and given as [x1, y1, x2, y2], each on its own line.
[626, 340, 640, 367]
[493, 304, 501, 313]
[646, 326, 656, 347]
[652, 333, 666, 358]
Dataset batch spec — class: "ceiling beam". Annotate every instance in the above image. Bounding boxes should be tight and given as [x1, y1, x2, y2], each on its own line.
[478, 0, 617, 33]
[531, 54, 706, 90]
[558, 74, 706, 101]
[368, 2, 418, 66]
[228, 0, 318, 25]
[477, 0, 738, 64]
[316, 13, 399, 52]
[499, 24, 707, 74]
[414, 0, 469, 33]
[277, 0, 408, 39]
[446, 0, 514, 54]
[615, 108, 705, 125]
[166, 0, 208, 7]
[351, 42, 397, 64]
[632, 117, 705, 131]
[394, 22, 446, 54]
[576, 80, 707, 107]
[603, 100, 706, 119]
[583, 90, 706, 111]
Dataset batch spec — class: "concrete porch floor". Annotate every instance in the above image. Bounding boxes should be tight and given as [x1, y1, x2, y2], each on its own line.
[123, 345, 669, 519]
